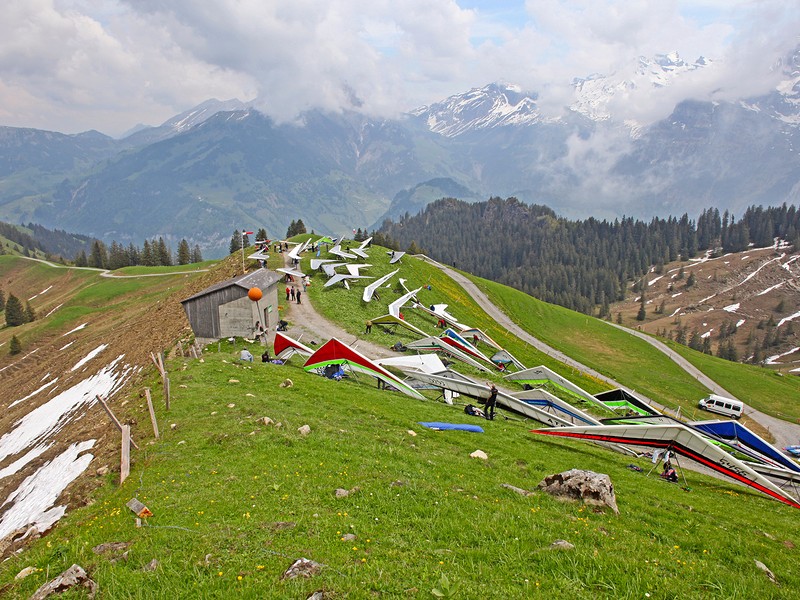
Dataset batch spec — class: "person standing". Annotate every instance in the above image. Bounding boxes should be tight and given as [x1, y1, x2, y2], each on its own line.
[290, 287, 296, 301]
[285, 286, 290, 301]
[365, 320, 372, 334]
[296, 289, 302, 304]
[485, 383, 498, 420]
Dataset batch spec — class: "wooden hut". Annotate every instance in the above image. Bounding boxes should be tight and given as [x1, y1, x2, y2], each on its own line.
[181, 270, 282, 345]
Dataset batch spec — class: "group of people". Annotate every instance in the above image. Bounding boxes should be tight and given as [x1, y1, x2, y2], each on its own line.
[285, 286, 302, 304]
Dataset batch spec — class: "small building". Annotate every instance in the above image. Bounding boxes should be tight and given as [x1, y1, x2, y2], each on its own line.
[181, 269, 282, 345]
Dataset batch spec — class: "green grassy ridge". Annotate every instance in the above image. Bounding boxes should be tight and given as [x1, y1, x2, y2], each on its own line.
[466, 273, 800, 422]
[2, 344, 798, 598]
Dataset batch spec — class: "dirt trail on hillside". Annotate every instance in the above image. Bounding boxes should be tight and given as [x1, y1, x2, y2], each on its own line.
[275, 256, 394, 360]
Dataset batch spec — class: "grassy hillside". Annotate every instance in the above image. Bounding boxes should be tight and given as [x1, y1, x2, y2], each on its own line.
[466, 274, 800, 423]
[2, 343, 799, 599]
[1, 249, 799, 598]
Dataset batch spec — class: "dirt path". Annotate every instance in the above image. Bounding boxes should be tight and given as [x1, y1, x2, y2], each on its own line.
[276, 255, 393, 360]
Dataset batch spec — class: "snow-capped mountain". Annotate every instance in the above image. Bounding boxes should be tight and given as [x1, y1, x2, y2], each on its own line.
[160, 98, 250, 132]
[570, 52, 712, 122]
[409, 82, 543, 137]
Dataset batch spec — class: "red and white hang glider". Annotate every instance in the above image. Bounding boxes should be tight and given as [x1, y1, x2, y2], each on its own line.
[533, 423, 800, 510]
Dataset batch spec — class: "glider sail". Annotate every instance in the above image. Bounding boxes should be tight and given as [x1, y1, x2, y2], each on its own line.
[274, 332, 315, 360]
[303, 338, 424, 400]
[363, 269, 399, 303]
[505, 366, 613, 412]
[533, 424, 800, 510]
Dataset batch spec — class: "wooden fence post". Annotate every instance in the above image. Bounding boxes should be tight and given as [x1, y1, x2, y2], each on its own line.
[145, 388, 159, 438]
[163, 375, 170, 411]
[96, 395, 139, 450]
[120, 425, 131, 484]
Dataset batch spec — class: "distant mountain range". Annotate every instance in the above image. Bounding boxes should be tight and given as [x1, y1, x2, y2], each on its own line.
[0, 49, 799, 256]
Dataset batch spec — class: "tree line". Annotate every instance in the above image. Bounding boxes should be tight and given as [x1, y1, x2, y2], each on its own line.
[75, 237, 203, 269]
[379, 197, 800, 315]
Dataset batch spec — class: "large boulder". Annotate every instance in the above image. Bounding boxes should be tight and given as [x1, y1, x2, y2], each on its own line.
[538, 469, 619, 514]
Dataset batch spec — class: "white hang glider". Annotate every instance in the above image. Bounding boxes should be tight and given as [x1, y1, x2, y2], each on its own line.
[350, 237, 372, 258]
[276, 267, 306, 278]
[330, 244, 357, 259]
[310, 258, 338, 271]
[324, 273, 373, 288]
[389, 288, 422, 318]
[388, 251, 405, 264]
[363, 269, 399, 303]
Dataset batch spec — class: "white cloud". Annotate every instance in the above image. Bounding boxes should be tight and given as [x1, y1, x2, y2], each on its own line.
[0, 0, 798, 135]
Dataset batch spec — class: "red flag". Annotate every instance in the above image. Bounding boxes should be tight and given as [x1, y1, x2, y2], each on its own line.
[242, 231, 254, 235]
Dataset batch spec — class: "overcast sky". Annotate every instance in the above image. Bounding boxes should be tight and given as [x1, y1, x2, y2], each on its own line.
[1, 0, 798, 136]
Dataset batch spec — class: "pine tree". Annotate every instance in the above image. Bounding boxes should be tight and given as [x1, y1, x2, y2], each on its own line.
[0, 289, 5, 312]
[191, 245, 203, 263]
[24, 301, 35, 323]
[156, 237, 172, 266]
[229, 230, 243, 254]
[256, 228, 268, 242]
[141, 240, 154, 266]
[9, 335, 21, 355]
[5, 294, 25, 326]
[75, 250, 88, 267]
[89, 240, 107, 269]
[286, 220, 297, 238]
[177, 239, 191, 265]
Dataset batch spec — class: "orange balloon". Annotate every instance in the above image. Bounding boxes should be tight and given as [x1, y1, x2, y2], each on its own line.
[248, 287, 263, 301]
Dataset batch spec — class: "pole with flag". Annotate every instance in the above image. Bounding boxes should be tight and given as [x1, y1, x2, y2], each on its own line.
[241, 229, 253, 273]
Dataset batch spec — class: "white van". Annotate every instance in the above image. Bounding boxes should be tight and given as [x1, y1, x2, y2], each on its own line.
[698, 394, 744, 419]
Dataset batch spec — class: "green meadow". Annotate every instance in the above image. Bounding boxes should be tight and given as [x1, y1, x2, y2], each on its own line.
[3, 343, 799, 599]
[1, 247, 799, 598]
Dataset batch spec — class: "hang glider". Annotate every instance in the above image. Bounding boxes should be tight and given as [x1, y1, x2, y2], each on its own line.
[321, 262, 347, 277]
[440, 328, 495, 366]
[511, 388, 602, 426]
[351, 237, 372, 259]
[324, 273, 372, 288]
[375, 353, 447, 374]
[310, 258, 338, 271]
[389, 288, 422, 318]
[405, 336, 490, 372]
[693, 420, 800, 474]
[413, 303, 467, 331]
[462, 327, 526, 370]
[505, 366, 613, 413]
[247, 250, 270, 261]
[388, 251, 406, 264]
[370, 314, 429, 337]
[404, 369, 572, 427]
[287, 239, 310, 261]
[363, 269, 399, 303]
[330, 244, 357, 259]
[303, 338, 424, 400]
[345, 263, 372, 277]
[593, 389, 662, 417]
[533, 423, 800, 510]
[276, 267, 306, 278]
[274, 332, 315, 360]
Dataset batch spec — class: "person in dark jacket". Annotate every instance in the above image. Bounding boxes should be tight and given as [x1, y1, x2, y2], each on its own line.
[485, 383, 498, 420]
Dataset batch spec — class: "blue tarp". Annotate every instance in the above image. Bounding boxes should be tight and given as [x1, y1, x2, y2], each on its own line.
[419, 422, 484, 433]
[694, 421, 800, 473]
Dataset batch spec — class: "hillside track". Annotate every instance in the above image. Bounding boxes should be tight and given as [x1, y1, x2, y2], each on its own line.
[418, 255, 800, 450]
